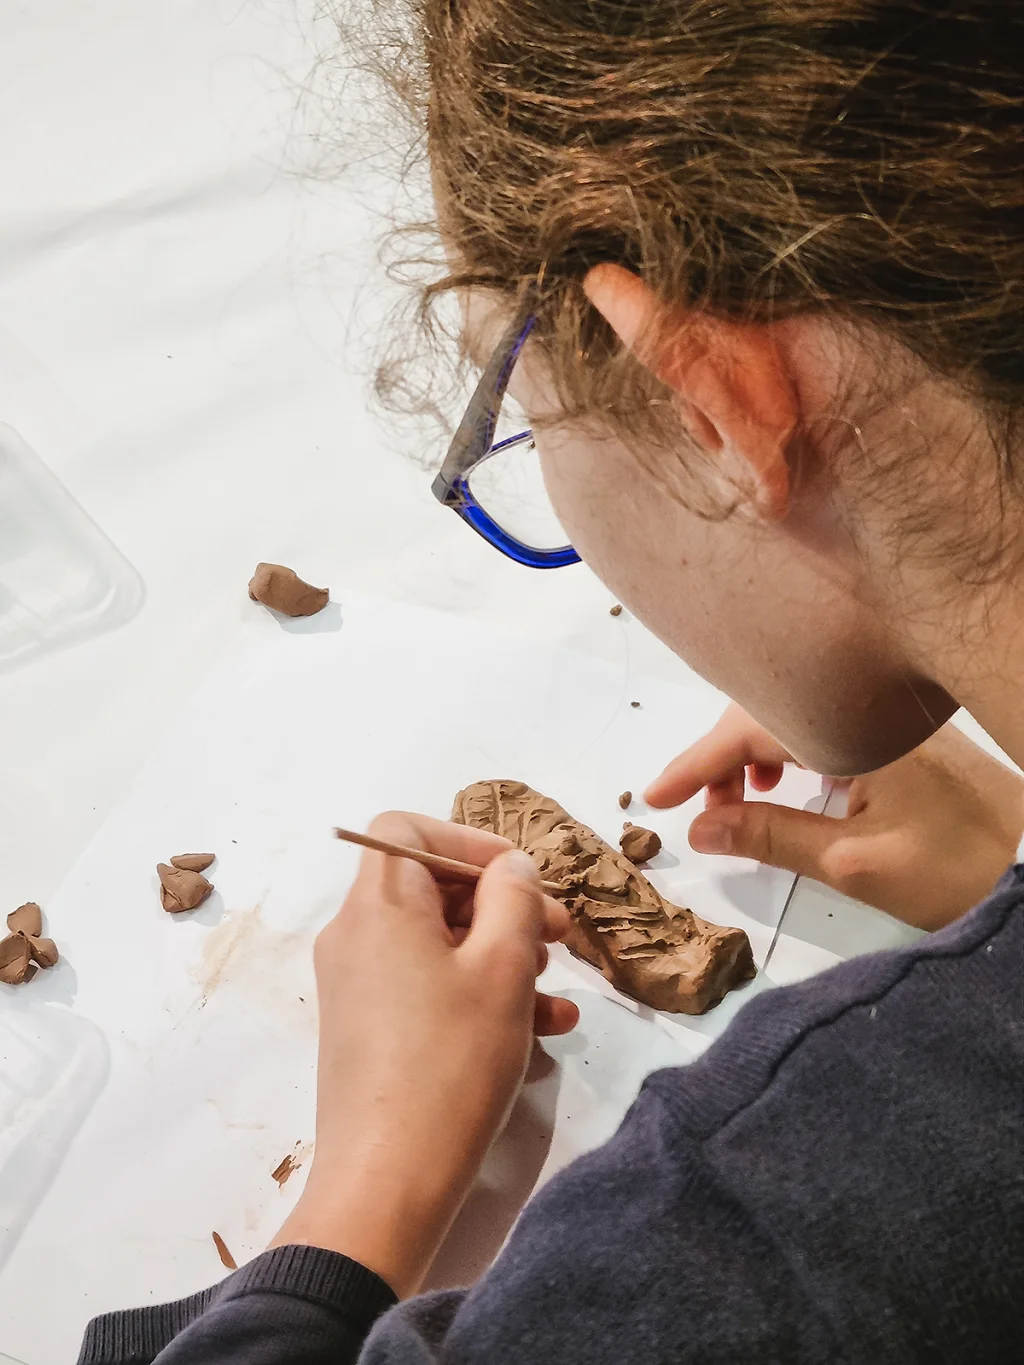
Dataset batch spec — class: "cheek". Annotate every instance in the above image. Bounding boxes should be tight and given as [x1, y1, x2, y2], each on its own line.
[537, 430, 953, 774]
[538, 429, 742, 669]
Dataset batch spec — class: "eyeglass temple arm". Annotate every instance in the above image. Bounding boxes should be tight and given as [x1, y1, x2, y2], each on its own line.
[433, 309, 535, 497]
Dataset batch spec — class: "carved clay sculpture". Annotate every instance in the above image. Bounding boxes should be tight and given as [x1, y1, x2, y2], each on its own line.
[452, 780, 754, 1014]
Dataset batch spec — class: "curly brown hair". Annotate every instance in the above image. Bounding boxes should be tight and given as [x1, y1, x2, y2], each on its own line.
[346, 0, 1022, 450]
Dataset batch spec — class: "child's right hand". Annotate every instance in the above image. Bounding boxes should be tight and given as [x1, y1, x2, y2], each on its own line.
[646, 704, 1024, 930]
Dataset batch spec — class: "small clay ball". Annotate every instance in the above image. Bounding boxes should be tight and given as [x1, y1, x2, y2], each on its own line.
[618, 790, 632, 810]
[609, 604, 623, 617]
[619, 825, 662, 864]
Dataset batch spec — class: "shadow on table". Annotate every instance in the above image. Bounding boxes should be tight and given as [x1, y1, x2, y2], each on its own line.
[274, 601, 343, 635]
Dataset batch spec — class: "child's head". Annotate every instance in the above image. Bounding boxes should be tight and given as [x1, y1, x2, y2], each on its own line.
[374, 2, 1023, 774]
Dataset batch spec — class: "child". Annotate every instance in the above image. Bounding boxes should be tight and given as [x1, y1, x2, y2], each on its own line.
[80, 3, 1022, 1361]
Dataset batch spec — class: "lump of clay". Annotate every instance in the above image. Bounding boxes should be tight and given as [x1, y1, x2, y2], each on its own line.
[620, 823, 662, 863]
[27, 936, 59, 967]
[170, 853, 215, 873]
[0, 934, 33, 985]
[618, 790, 632, 810]
[452, 781, 754, 1014]
[7, 902, 42, 937]
[158, 863, 213, 913]
[248, 563, 329, 617]
[1, 902, 60, 985]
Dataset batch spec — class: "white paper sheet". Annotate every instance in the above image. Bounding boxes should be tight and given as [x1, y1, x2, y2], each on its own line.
[0, 593, 818, 1363]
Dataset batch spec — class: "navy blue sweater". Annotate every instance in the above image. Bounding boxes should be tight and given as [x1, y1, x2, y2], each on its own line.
[80, 867, 1024, 1364]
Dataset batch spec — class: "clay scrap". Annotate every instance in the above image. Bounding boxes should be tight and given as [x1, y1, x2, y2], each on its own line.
[620, 823, 662, 863]
[170, 852, 215, 873]
[271, 1141, 313, 1187]
[248, 562, 329, 617]
[0, 902, 60, 985]
[618, 790, 632, 810]
[158, 856, 215, 913]
[452, 781, 754, 1014]
[212, 1231, 237, 1271]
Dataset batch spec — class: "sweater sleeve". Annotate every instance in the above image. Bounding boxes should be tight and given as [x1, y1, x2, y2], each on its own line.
[77, 1245, 400, 1365]
[78, 875, 1024, 1365]
[356, 877, 1023, 1365]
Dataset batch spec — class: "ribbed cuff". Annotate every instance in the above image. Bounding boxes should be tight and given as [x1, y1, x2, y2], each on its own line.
[217, 1242, 397, 1319]
[77, 1245, 397, 1365]
[78, 1285, 216, 1365]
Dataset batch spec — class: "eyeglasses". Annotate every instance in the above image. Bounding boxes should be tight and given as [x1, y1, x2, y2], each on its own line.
[431, 311, 581, 569]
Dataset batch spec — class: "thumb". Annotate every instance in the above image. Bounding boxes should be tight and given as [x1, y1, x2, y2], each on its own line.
[689, 801, 841, 880]
[466, 849, 546, 969]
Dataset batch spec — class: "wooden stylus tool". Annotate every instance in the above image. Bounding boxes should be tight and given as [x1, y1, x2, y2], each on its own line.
[333, 826, 563, 894]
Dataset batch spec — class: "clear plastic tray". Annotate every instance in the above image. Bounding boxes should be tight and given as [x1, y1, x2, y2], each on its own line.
[0, 425, 144, 672]
[0, 1004, 109, 1275]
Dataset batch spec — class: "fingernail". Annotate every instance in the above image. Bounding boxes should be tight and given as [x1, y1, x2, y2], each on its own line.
[689, 819, 732, 855]
[503, 850, 540, 882]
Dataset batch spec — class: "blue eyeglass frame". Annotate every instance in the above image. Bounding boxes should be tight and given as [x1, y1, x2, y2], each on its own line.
[431, 310, 581, 569]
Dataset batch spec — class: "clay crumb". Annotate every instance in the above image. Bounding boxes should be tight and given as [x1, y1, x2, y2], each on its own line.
[158, 863, 213, 913]
[609, 604, 623, 617]
[248, 562, 329, 618]
[170, 853, 216, 873]
[618, 790, 632, 810]
[7, 902, 42, 937]
[630, 700, 641, 709]
[271, 1141, 313, 1187]
[212, 1232, 237, 1271]
[271, 1153, 299, 1187]
[620, 825, 662, 864]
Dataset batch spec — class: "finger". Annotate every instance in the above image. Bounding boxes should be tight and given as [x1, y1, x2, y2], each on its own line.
[534, 992, 580, 1036]
[356, 811, 514, 892]
[536, 941, 549, 976]
[688, 800, 847, 880]
[430, 885, 568, 943]
[645, 714, 791, 808]
[444, 882, 479, 930]
[706, 774, 745, 809]
[465, 849, 546, 972]
[541, 894, 572, 943]
[352, 812, 517, 938]
[749, 762, 785, 792]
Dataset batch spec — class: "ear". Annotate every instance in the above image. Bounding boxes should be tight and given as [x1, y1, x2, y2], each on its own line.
[583, 263, 798, 518]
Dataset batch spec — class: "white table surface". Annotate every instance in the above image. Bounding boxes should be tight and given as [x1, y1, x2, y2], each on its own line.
[0, 0, 927, 962]
[1, 2, 1008, 1358]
